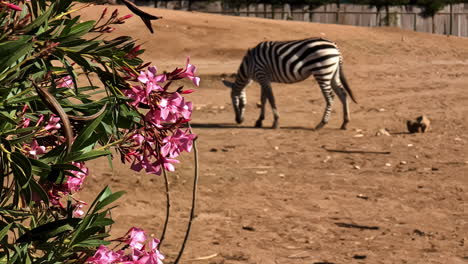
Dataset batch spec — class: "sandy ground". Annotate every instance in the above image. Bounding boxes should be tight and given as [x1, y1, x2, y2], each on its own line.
[79, 4, 467, 264]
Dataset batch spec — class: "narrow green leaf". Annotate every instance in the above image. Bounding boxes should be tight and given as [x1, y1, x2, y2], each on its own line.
[16, 218, 80, 243]
[70, 109, 105, 152]
[10, 152, 32, 189]
[0, 112, 17, 125]
[29, 180, 49, 206]
[22, 2, 55, 33]
[73, 239, 110, 248]
[94, 191, 125, 212]
[65, 150, 110, 163]
[68, 20, 95, 38]
[0, 223, 12, 241]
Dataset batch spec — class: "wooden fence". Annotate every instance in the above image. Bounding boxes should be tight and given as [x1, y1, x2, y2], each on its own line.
[136, 1, 468, 37]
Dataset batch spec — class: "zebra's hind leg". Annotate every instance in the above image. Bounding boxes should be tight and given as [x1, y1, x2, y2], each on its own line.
[315, 81, 335, 130]
[262, 82, 279, 129]
[255, 87, 267, 128]
[332, 73, 350, 130]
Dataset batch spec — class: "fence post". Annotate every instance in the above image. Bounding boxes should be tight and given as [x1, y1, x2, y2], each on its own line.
[336, 4, 340, 24]
[449, 3, 453, 35]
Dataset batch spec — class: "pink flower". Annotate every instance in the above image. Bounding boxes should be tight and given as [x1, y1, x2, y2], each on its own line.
[161, 129, 196, 158]
[138, 66, 166, 91]
[179, 57, 200, 87]
[56, 75, 73, 89]
[67, 162, 88, 192]
[146, 93, 192, 125]
[45, 115, 61, 131]
[103, 26, 116, 33]
[130, 133, 145, 146]
[123, 85, 147, 107]
[72, 200, 87, 218]
[1, 2, 22, 11]
[118, 14, 133, 22]
[21, 118, 31, 128]
[124, 227, 147, 250]
[160, 157, 180, 173]
[124, 66, 164, 106]
[28, 140, 46, 158]
[137, 239, 165, 264]
[130, 156, 158, 175]
[87, 245, 123, 264]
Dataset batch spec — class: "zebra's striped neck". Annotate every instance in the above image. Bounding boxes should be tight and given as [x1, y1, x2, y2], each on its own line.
[232, 51, 253, 91]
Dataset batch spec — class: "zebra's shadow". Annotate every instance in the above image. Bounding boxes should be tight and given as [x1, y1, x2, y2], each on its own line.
[189, 123, 315, 131]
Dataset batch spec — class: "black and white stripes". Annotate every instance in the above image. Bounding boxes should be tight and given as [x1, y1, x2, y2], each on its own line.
[222, 37, 357, 130]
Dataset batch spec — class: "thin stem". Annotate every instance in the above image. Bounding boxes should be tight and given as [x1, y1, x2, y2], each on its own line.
[95, 138, 124, 151]
[158, 167, 170, 249]
[173, 123, 198, 264]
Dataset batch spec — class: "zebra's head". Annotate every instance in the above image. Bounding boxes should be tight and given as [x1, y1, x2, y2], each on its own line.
[222, 79, 247, 124]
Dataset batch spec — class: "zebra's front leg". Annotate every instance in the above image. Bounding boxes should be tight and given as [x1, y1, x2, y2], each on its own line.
[255, 88, 267, 128]
[263, 83, 279, 129]
[315, 83, 334, 130]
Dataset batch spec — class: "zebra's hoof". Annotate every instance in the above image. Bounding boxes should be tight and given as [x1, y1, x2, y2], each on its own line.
[254, 120, 263, 128]
[340, 124, 348, 130]
[272, 122, 279, 129]
[315, 122, 326, 130]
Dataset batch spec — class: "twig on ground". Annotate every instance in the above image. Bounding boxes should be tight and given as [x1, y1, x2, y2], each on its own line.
[323, 146, 391, 155]
[187, 253, 218, 261]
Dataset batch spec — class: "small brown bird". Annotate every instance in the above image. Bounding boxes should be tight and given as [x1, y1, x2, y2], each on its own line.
[120, 0, 161, 34]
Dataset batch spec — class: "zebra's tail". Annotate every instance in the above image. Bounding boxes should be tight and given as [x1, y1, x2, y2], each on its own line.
[339, 58, 357, 104]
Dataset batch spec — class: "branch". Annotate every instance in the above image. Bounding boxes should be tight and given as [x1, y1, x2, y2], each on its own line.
[173, 123, 199, 264]
[158, 166, 171, 249]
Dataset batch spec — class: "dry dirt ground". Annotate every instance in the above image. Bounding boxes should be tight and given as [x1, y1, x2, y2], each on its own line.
[79, 4, 467, 264]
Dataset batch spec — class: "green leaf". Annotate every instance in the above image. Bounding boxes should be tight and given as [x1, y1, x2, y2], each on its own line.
[0, 37, 34, 67]
[65, 51, 92, 71]
[91, 217, 114, 227]
[22, 2, 55, 33]
[73, 239, 110, 248]
[10, 152, 32, 189]
[0, 223, 12, 241]
[68, 20, 94, 38]
[69, 225, 108, 247]
[29, 158, 52, 175]
[39, 144, 66, 163]
[29, 180, 49, 206]
[16, 218, 81, 243]
[59, 16, 79, 37]
[65, 150, 110, 163]
[71, 110, 105, 152]
[0, 112, 17, 125]
[86, 186, 112, 214]
[4, 95, 40, 105]
[94, 191, 125, 212]
[0, 126, 38, 136]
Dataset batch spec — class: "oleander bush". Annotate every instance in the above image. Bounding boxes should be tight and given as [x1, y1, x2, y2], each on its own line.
[0, 1, 199, 263]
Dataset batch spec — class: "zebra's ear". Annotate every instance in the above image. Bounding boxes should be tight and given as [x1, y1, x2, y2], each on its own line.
[222, 80, 235, 89]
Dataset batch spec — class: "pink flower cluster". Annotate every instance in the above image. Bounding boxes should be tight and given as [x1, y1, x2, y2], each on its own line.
[46, 161, 89, 213]
[121, 58, 199, 175]
[87, 227, 164, 264]
[19, 109, 88, 213]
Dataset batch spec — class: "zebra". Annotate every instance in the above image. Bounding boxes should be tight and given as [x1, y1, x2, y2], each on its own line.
[222, 37, 357, 130]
